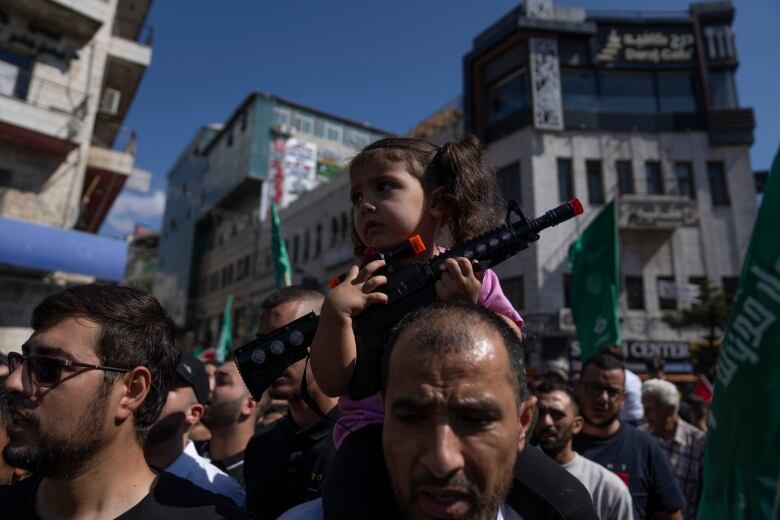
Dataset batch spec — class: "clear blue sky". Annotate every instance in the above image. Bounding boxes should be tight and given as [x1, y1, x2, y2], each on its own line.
[101, 0, 780, 237]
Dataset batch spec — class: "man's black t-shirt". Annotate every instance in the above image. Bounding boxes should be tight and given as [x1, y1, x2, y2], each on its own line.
[573, 422, 685, 520]
[244, 407, 339, 519]
[509, 444, 599, 520]
[0, 471, 254, 519]
[213, 451, 247, 488]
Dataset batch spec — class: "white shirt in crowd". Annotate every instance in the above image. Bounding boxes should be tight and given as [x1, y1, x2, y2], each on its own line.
[620, 369, 644, 423]
[563, 453, 634, 520]
[165, 440, 246, 506]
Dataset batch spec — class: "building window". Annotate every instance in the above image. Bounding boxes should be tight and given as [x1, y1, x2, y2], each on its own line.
[0, 48, 33, 99]
[294, 114, 314, 134]
[345, 129, 369, 150]
[330, 217, 338, 246]
[315, 223, 322, 258]
[708, 162, 730, 206]
[722, 276, 739, 304]
[341, 213, 349, 241]
[557, 158, 574, 202]
[561, 70, 597, 111]
[657, 276, 677, 310]
[586, 160, 605, 205]
[563, 273, 573, 308]
[626, 275, 645, 310]
[657, 72, 697, 112]
[559, 39, 590, 66]
[293, 234, 299, 265]
[226, 130, 233, 147]
[675, 162, 695, 199]
[599, 71, 657, 113]
[616, 160, 635, 195]
[325, 123, 342, 142]
[709, 70, 738, 109]
[646, 161, 664, 195]
[273, 107, 291, 126]
[303, 230, 310, 263]
[221, 265, 233, 287]
[486, 70, 529, 125]
[497, 162, 522, 205]
[502, 276, 525, 310]
[209, 272, 219, 292]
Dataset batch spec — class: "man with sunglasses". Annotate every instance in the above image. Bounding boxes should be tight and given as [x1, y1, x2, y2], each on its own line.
[0, 284, 252, 519]
[573, 352, 684, 520]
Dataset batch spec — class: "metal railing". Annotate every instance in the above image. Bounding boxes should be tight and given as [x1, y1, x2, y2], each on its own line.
[111, 15, 154, 46]
[0, 68, 88, 121]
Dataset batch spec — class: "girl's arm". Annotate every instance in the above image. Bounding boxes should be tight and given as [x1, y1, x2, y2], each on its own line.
[310, 260, 388, 397]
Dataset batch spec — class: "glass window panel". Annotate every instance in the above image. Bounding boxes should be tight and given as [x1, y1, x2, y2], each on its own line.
[557, 159, 574, 202]
[708, 161, 730, 206]
[487, 70, 529, 125]
[561, 70, 597, 111]
[586, 160, 605, 205]
[616, 160, 635, 195]
[646, 161, 664, 195]
[658, 276, 677, 310]
[675, 162, 695, 199]
[658, 72, 697, 112]
[599, 72, 657, 113]
[497, 162, 522, 205]
[709, 70, 738, 109]
[626, 276, 645, 310]
[559, 39, 590, 66]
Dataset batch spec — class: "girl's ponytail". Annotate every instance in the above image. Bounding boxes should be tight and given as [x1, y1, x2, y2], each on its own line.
[429, 135, 502, 245]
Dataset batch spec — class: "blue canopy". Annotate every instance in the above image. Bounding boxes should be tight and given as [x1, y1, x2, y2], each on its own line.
[0, 217, 127, 282]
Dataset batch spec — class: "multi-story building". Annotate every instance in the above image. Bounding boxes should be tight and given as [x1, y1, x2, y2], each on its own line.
[461, 0, 756, 374]
[155, 92, 389, 344]
[0, 0, 153, 353]
[124, 224, 158, 293]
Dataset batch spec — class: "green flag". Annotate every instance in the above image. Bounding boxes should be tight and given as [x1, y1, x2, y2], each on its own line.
[698, 150, 780, 519]
[216, 294, 232, 363]
[568, 201, 621, 361]
[271, 203, 292, 288]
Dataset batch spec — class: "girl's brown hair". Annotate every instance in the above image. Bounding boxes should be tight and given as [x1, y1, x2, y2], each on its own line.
[348, 135, 502, 255]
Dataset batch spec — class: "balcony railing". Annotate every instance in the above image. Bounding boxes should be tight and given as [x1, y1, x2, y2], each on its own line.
[111, 15, 154, 45]
[0, 68, 88, 122]
[92, 123, 136, 153]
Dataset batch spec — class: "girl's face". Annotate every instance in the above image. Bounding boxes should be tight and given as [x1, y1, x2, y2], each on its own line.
[350, 161, 439, 252]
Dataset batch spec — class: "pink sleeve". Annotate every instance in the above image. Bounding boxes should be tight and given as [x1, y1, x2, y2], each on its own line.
[333, 394, 384, 448]
[478, 269, 524, 331]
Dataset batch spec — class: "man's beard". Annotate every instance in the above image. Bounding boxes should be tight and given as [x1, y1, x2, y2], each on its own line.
[533, 425, 572, 458]
[201, 395, 244, 430]
[2, 381, 111, 479]
[390, 467, 513, 520]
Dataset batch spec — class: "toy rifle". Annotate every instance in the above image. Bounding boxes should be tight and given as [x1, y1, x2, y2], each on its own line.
[235, 199, 583, 400]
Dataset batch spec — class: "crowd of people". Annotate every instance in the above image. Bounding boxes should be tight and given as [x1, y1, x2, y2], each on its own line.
[0, 136, 710, 519]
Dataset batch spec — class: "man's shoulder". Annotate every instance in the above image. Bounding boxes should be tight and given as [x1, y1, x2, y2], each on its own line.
[574, 455, 631, 495]
[509, 446, 599, 520]
[143, 472, 253, 519]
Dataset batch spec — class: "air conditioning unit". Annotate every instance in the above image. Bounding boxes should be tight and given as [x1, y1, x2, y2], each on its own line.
[99, 87, 121, 115]
[558, 308, 575, 332]
[272, 123, 294, 136]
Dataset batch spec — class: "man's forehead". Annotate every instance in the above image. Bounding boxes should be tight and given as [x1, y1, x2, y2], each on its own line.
[583, 365, 624, 384]
[539, 391, 572, 413]
[258, 301, 304, 332]
[25, 316, 101, 360]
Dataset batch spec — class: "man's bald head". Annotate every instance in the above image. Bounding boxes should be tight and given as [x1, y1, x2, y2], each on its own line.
[382, 302, 528, 405]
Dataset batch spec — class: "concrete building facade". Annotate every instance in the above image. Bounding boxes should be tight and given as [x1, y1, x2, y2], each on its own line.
[461, 0, 756, 373]
[0, 0, 151, 353]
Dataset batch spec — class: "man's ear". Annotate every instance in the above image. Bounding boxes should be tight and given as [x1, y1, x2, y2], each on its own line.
[241, 395, 258, 417]
[116, 367, 151, 422]
[517, 395, 537, 452]
[428, 187, 449, 220]
[187, 403, 205, 428]
[572, 414, 584, 436]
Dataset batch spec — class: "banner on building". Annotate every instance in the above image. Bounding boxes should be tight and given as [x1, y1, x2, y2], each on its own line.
[697, 149, 780, 519]
[269, 137, 319, 209]
[568, 201, 621, 362]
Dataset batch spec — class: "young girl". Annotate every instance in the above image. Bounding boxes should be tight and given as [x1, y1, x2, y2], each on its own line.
[310, 135, 523, 518]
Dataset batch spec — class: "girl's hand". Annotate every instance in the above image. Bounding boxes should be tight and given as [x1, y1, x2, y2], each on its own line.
[324, 259, 389, 319]
[435, 257, 482, 304]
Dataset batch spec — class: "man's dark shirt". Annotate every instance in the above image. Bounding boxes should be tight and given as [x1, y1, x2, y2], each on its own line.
[508, 445, 599, 520]
[0, 471, 254, 519]
[244, 407, 339, 519]
[213, 451, 247, 488]
[573, 422, 685, 520]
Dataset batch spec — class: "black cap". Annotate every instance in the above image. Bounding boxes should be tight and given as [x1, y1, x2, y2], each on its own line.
[175, 352, 210, 405]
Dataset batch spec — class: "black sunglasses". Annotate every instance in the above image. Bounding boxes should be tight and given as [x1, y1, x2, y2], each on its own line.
[7, 352, 131, 388]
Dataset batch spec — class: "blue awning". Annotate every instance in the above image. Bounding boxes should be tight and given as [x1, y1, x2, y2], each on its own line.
[0, 217, 127, 282]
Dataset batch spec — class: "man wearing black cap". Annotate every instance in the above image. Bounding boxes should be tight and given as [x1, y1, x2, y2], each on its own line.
[145, 352, 246, 506]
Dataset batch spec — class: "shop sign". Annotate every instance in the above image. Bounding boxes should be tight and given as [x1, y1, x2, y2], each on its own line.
[595, 27, 696, 65]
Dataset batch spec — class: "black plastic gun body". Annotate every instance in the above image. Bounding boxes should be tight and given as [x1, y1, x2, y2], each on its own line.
[234, 199, 583, 400]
